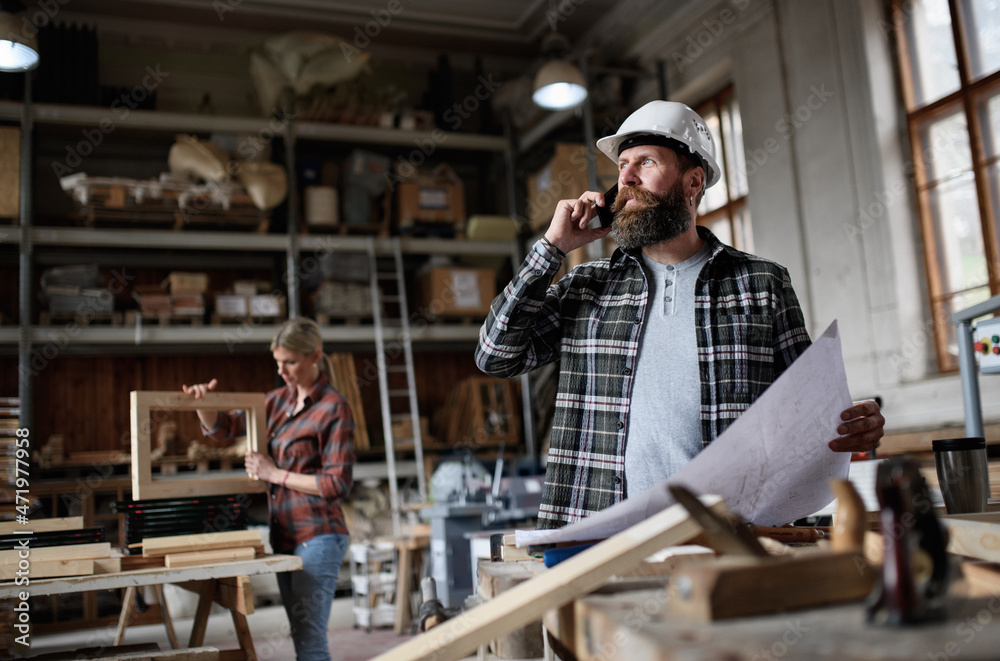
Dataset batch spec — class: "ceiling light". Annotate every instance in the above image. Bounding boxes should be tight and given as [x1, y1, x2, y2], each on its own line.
[0, 7, 38, 72]
[532, 32, 587, 111]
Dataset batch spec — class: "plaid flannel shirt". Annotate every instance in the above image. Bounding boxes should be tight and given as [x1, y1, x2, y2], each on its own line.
[476, 226, 812, 529]
[205, 373, 354, 553]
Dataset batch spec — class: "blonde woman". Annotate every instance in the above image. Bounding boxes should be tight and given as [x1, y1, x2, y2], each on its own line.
[183, 317, 354, 661]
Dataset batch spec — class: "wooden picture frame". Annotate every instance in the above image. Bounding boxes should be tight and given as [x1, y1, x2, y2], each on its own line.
[131, 391, 268, 500]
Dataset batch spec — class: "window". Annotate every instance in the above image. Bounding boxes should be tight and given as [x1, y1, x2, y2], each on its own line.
[893, 0, 1000, 371]
[695, 87, 753, 252]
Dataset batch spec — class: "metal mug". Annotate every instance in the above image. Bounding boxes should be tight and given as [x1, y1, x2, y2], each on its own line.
[932, 437, 989, 514]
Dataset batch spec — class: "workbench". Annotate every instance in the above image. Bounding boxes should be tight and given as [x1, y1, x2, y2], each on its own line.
[547, 586, 1000, 660]
[0, 554, 301, 661]
[475, 556, 1000, 661]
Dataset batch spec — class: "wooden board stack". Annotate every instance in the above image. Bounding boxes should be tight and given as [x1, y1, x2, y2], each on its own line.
[0, 397, 16, 521]
[329, 352, 370, 452]
[0, 517, 122, 580]
[140, 530, 264, 569]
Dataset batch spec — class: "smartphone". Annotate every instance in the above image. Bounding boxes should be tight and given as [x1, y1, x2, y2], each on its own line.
[596, 184, 618, 228]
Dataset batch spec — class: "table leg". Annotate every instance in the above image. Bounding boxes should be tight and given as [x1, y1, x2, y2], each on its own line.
[114, 585, 138, 645]
[230, 606, 258, 661]
[394, 544, 413, 635]
[189, 580, 216, 648]
[153, 584, 180, 650]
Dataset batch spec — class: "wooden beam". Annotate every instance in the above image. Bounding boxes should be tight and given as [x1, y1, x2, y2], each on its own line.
[368, 498, 720, 661]
[666, 552, 875, 620]
[216, 576, 254, 616]
[131, 391, 267, 500]
[961, 561, 1000, 597]
[94, 555, 122, 574]
[165, 547, 256, 568]
[0, 516, 83, 534]
[142, 531, 262, 558]
[0, 542, 111, 567]
[0, 558, 94, 580]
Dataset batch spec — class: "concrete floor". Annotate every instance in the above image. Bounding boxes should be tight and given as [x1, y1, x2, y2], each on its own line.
[21, 597, 413, 661]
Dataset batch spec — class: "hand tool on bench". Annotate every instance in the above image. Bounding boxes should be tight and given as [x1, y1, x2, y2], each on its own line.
[665, 483, 876, 621]
[866, 456, 951, 626]
[669, 484, 769, 556]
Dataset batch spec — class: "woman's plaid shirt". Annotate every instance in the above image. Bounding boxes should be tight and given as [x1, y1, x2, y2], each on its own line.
[475, 227, 812, 530]
[205, 373, 355, 552]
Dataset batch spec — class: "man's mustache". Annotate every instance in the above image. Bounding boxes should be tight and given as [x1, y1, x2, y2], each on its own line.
[612, 186, 664, 213]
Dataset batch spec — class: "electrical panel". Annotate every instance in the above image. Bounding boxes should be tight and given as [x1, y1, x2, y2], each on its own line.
[973, 316, 1000, 374]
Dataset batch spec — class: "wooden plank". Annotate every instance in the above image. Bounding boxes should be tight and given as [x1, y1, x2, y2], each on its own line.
[368, 498, 720, 661]
[0, 542, 111, 566]
[131, 391, 267, 500]
[0, 558, 94, 580]
[942, 516, 1000, 562]
[0, 127, 20, 219]
[573, 591, 1000, 661]
[961, 561, 1000, 597]
[879, 424, 1000, 455]
[0, 554, 303, 599]
[0, 516, 83, 534]
[666, 551, 875, 620]
[164, 546, 256, 568]
[94, 555, 123, 574]
[143, 530, 261, 557]
[476, 559, 546, 659]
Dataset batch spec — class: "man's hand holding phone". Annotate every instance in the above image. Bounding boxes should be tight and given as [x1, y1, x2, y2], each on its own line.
[543, 187, 616, 255]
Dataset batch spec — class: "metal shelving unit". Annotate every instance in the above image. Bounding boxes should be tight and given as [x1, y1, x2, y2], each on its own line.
[3, 98, 534, 472]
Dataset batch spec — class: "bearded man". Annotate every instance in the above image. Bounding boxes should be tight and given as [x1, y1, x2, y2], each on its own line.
[475, 101, 884, 530]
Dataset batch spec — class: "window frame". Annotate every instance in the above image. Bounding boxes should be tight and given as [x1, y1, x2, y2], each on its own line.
[695, 86, 752, 252]
[892, 0, 1000, 371]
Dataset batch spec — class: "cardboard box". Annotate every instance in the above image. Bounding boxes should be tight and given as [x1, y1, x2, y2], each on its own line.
[165, 272, 208, 294]
[396, 181, 466, 228]
[249, 294, 285, 318]
[214, 294, 249, 317]
[393, 164, 466, 229]
[527, 143, 619, 232]
[418, 267, 495, 318]
[232, 280, 258, 297]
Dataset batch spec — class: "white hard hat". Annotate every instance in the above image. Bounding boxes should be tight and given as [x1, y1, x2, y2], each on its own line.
[596, 100, 721, 189]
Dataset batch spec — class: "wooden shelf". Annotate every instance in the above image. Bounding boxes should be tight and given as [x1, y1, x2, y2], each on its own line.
[0, 101, 506, 152]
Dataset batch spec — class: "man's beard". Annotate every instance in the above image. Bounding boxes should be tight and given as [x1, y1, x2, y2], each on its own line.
[609, 182, 692, 250]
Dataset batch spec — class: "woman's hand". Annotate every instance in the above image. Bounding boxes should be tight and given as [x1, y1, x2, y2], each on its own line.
[182, 378, 218, 400]
[181, 379, 219, 428]
[245, 451, 281, 483]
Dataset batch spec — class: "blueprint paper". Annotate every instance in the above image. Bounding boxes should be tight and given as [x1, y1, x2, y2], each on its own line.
[516, 320, 852, 547]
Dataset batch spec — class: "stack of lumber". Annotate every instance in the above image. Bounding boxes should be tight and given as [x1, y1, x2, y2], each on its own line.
[329, 353, 370, 452]
[140, 530, 263, 569]
[59, 172, 269, 232]
[0, 517, 122, 580]
[440, 377, 521, 447]
[0, 397, 16, 519]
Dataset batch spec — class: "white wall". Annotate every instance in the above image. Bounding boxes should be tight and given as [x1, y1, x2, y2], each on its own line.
[627, 0, 1000, 434]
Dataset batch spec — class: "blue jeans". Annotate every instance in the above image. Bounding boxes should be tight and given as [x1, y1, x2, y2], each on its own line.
[276, 533, 349, 661]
